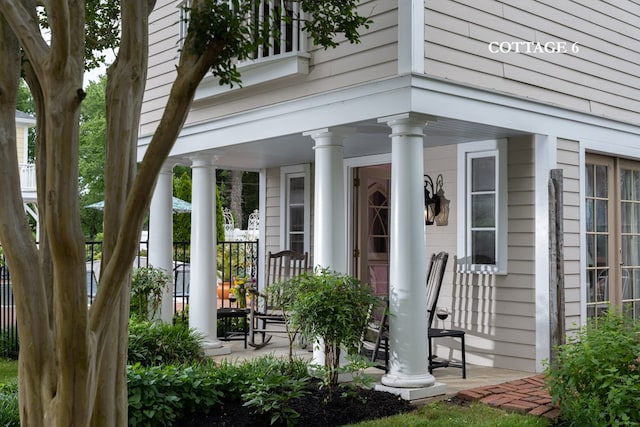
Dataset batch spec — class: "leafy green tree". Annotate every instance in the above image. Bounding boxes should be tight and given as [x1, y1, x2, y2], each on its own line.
[0, 1, 369, 424]
[79, 76, 107, 238]
[173, 171, 192, 243]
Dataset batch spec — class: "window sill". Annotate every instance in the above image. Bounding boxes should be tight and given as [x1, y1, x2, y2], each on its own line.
[194, 52, 310, 101]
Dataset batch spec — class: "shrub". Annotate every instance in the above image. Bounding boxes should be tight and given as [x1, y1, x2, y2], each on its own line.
[0, 381, 19, 427]
[127, 363, 223, 427]
[127, 356, 310, 427]
[289, 268, 377, 391]
[130, 266, 173, 320]
[128, 319, 204, 366]
[0, 328, 19, 360]
[545, 310, 640, 426]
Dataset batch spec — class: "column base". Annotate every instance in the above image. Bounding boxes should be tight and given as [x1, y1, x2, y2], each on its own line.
[202, 340, 231, 357]
[375, 382, 447, 401]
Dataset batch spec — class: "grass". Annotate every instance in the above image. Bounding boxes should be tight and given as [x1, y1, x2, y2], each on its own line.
[349, 400, 552, 427]
[0, 360, 17, 385]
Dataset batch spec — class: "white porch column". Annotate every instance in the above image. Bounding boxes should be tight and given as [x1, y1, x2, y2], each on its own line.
[149, 163, 174, 323]
[306, 128, 347, 272]
[190, 155, 229, 356]
[377, 113, 445, 399]
[305, 128, 348, 366]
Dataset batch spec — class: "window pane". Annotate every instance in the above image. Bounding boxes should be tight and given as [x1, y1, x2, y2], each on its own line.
[586, 199, 594, 232]
[289, 206, 304, 232]
[595, 165, 608, 198]
[622, 235, 640, 267]
[289, 234, 304, 254]
[587, 269, 596, 303]
[621, 202, 633, 233]
[289, 177, 304, 204]
[596, 234, 608, 267]
[586, 164, 594, 197]
[471, 230, 495, 264]
[471, 194, 495, 227]
[471, 157, 495, 192]
[586, 234, 595, 267]
[621, 169, 633, 200]
[595, 199, 608, 233]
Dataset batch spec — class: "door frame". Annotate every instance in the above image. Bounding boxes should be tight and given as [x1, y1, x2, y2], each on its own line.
[344, 154, 392, 278]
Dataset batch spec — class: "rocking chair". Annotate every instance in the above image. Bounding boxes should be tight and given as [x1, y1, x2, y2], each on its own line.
[248, 250, 309, 349]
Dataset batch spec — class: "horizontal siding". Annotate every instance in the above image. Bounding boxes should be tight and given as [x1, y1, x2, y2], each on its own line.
[425, 0, 640, 124]
[264, 167, 281, 257]
[438, 138, 538, 372]
[556, 138, 581, 333]
[141, 0, 398, 136]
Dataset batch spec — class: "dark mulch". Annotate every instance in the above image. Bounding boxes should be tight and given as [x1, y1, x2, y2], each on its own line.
[175, 382, 415, 426]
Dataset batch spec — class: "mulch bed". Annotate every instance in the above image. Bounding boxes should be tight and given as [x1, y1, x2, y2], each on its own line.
[175, 382, 416, 426]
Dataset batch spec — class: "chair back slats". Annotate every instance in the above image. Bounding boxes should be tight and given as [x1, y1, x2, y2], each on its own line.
[426, 251, 449, 329]
[266, 250, 309, 287]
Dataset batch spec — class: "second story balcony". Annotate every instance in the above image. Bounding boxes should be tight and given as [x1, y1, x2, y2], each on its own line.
[20, 163, 37, 202]
[193, 0, 310, 101]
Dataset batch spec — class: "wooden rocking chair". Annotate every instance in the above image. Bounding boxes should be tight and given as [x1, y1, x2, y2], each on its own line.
[248, 250, 308, 349]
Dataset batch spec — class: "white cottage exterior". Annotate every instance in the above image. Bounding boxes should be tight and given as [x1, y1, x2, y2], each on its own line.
[138, 0, 640, 394]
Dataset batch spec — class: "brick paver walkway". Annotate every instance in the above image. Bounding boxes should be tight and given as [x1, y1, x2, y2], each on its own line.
[457, 374, 561, 421]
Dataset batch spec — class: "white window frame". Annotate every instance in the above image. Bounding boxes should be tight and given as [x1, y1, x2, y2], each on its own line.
[457, 139, 507, 274]
[280, 164, 310, 254]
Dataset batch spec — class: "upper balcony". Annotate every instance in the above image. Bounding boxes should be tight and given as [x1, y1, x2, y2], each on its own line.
[193, 0, 310, 101]
[20, 163, 37, 202]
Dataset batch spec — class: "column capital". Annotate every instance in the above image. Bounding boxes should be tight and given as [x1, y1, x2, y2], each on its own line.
[303, 126, 354, 144]
[377, 113, 437, 136]
[160, 162, 177, 175]
[189, 153, 219, 168]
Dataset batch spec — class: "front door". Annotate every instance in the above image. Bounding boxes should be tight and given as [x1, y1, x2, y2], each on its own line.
[585, 154, 640, 319]
[353, 165, 390, 296]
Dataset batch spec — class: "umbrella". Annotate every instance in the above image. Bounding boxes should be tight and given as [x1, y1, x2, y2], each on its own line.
[86, 196, 192, 213]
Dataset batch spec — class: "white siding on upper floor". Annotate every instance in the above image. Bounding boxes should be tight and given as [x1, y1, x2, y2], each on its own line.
[425, 0, 640, 124]
[141, 0, 399, 136]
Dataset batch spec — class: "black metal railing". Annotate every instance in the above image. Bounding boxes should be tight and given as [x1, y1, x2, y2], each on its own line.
[0, 239, 258, 357]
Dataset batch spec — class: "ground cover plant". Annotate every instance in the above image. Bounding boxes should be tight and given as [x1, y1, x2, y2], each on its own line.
[545, 310, 640, 426]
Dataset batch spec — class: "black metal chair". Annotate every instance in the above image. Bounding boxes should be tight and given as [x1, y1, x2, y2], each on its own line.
[426, 251, 466, 378]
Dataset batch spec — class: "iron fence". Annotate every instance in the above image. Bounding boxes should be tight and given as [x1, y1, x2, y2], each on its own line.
[0, 239, 258, 357]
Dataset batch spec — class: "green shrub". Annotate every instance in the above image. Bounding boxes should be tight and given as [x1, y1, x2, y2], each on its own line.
[127, 356, 310, 427]
[130, 266, 172, 320]
[243, 373, 308, 427]
[0, 328, 19, 360]
[289, 268, 377, 391]
[127, 363, 223, 427]
[0, 381, 19, 427]
[128, 319, 204, 366]
[545, 310, 640, 426]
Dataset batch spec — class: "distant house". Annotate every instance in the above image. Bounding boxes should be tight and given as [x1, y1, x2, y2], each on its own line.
[139, 0, 640, 393]
[15, 110, 37, 232]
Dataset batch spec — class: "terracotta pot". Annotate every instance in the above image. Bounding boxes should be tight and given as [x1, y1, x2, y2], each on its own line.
[217, 282, 231, 299]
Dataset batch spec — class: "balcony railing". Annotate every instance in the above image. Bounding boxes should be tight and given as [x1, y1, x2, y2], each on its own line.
[245, 0, 307, 63]
[19, 163, 36, 192]
[189, 1, 310, 100]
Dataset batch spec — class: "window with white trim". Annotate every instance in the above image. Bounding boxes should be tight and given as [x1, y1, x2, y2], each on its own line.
[457, 140, 507, 273]
[280, 165, 310, 254]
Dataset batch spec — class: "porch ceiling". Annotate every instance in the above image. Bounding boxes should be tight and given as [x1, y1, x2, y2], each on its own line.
[170, 117, 528, 170]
